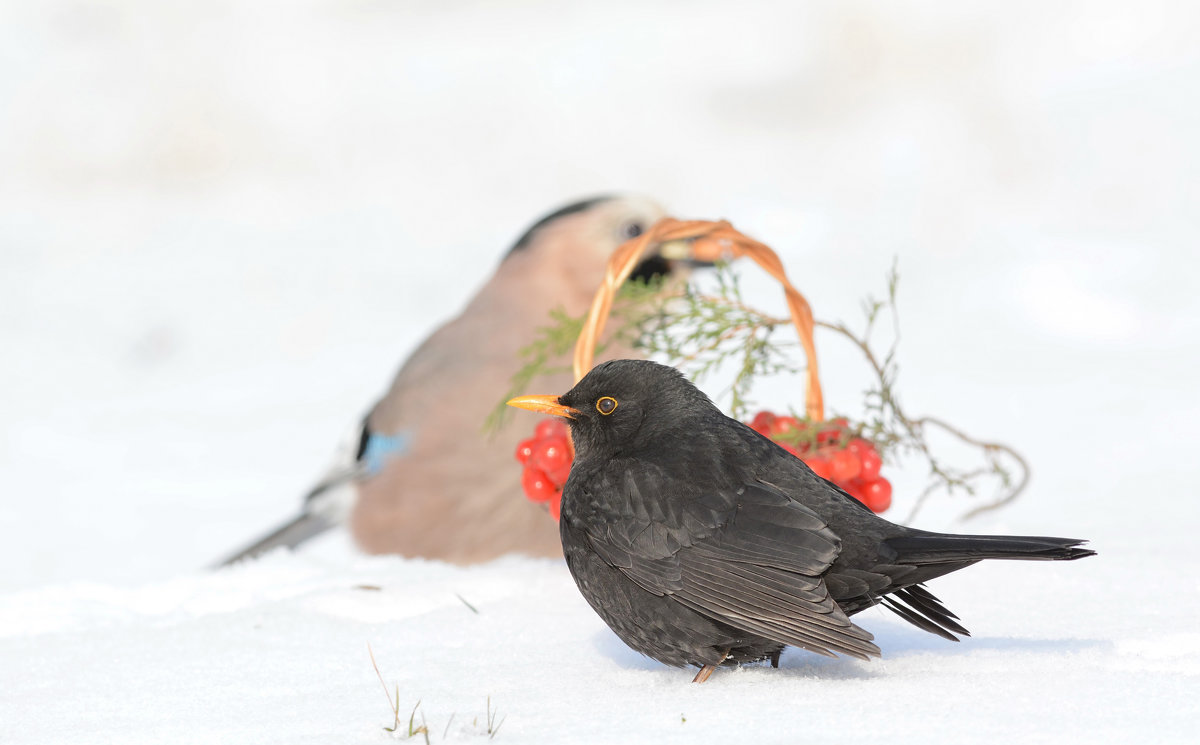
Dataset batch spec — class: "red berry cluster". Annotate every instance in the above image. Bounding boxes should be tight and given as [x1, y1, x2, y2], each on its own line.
[516, 411, 893, 518]
[515, 419, 571, 520]
[748, 411, 892, 513]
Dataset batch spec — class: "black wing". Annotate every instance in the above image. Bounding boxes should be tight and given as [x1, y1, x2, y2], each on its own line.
[579, 468, 880, 660]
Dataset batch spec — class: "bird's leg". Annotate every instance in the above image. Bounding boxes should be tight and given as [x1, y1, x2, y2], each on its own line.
[691, 648, 731, 684]
[770, 649, 782, 668]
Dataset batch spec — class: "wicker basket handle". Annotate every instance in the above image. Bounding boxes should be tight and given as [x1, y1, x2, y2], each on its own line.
[572, 217, 825, 422]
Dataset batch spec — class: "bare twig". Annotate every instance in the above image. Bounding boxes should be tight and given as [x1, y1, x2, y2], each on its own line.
[913, 415, 1031, 521]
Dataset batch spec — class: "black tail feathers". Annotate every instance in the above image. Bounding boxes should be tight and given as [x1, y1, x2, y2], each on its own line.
[867, 532, 1094, 643]
[882, 585, 972, 642]
[886, 532, 1096, 565]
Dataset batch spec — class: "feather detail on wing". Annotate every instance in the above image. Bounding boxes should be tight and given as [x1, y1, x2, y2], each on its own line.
[582, 476, 880, 660]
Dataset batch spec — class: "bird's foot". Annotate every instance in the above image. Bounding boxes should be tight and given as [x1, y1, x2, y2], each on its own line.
[770, 649, 781, 669]
[691, 648, 730, 684]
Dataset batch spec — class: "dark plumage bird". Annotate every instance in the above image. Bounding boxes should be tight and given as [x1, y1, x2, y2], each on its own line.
[507, 359, 1095, 682]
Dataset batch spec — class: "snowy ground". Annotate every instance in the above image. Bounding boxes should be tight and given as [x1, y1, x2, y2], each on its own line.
[2, 1, 1198, 743]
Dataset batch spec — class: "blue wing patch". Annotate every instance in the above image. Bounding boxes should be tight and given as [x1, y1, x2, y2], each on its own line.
[360, 431, 412, 476]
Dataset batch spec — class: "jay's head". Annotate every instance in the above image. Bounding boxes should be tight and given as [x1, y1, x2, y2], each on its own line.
[504, 195, 709, 291]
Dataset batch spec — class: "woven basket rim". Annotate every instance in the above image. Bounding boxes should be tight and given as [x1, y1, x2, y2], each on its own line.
[572, 216, 825, 422]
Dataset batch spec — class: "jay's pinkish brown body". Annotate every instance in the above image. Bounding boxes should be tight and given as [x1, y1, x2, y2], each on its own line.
[219, 196, 698, 565]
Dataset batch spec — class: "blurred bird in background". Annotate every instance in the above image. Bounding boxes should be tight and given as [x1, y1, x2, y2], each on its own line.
[218, 195, 706, 565]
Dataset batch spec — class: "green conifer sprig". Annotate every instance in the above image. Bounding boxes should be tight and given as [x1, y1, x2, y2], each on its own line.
[630, 265, 800, 420]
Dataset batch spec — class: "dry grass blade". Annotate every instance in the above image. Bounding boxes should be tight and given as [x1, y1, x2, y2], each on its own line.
[486, 696, 506, 739]
[367, 643, 404, 732]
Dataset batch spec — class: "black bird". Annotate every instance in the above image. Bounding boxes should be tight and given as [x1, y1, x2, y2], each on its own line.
[507, 359, 1095, 682]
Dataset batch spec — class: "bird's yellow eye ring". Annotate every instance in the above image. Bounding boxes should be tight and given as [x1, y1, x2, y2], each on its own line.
[596, 396, 618, 415]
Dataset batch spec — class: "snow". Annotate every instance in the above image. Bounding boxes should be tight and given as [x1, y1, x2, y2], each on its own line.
[2, 1, 1198, 742]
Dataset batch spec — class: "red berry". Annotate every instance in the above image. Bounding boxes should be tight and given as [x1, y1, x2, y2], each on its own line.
[521, 467, 557, 503]
[804, 456, 833, 480]
[830, 449, 862, 482]
[547, 462, 572, 486]
[515, 437, 537, 465]
[770, 415, 800, 437]
[547, 463, 568, 484]
[841, 478, 868, 504]
[534, 418, 567, 441]
[532, 437, 572, 483]
[858, 478, 892, 513]
[548, 495, 562, 521]
[851, 441, 882, 481]
[749, 411, 776, 434]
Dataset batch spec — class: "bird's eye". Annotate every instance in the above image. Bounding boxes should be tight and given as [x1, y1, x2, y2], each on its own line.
[619, 221, 644, 240]
[596, 396, 618, 415]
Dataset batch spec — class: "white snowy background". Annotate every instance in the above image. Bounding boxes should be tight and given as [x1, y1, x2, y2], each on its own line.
[2, 1, 1198, 743]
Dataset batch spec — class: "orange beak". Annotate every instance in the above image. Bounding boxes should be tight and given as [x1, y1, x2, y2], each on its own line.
[506, 394, 579, 419]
